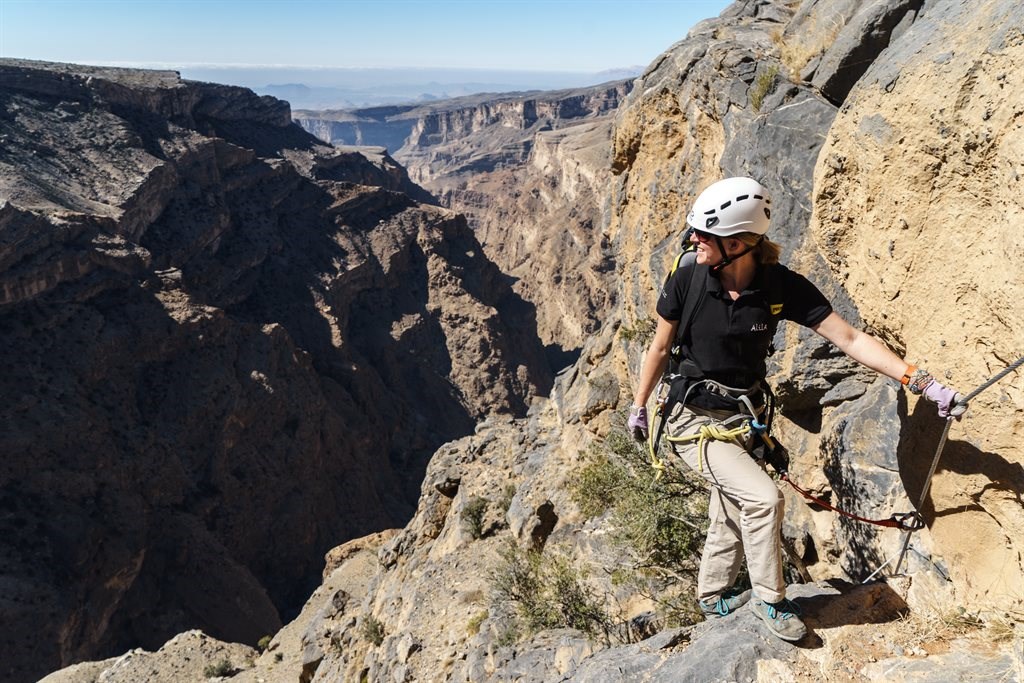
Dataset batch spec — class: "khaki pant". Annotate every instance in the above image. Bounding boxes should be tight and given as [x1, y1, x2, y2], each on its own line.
[664, 404, 786, 604]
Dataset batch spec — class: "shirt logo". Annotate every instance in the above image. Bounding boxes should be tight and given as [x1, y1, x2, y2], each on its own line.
[751, 323, 769, 332]
[770, 303, 783, 315]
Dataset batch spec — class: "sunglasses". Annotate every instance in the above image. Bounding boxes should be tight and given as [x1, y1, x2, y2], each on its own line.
[691, 228, 717, 241]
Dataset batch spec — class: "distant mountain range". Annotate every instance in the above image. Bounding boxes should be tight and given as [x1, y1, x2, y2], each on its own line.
[178, 65, 643, 109]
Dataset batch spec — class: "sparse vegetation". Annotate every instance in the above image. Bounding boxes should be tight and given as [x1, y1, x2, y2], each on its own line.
[771, 18, 843, 79]
[256, 635, 272, 652]
[498, 483, 516, 514]
[894, 604, 1012, 651]
[360, 614, 386, 646]
[983, 614, 1020, 642]
[750, 65, 780, 112]
[495, 621, 521, 649]
[572, 451, 624, 519]
[203, 659, 235, 678]
[490, 540, 611, 640]
[466, 609, 489, 636]
[619, 317, 657, 345]
[570, 419, 709, 625]
[461, 496, 489, 539]
[572, 424, 707, 571]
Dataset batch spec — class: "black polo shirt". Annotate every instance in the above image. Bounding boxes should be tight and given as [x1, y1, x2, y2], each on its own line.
[657, 262, 832, 394]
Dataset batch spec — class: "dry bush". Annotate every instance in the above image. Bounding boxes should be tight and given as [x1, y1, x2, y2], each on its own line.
[770, 13, 845, 79]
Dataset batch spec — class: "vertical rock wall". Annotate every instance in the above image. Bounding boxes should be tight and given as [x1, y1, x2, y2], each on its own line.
[811, 0, 1024, 608]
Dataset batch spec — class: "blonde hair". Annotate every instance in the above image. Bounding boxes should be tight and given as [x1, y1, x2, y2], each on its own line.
[734, 232, 781, 265]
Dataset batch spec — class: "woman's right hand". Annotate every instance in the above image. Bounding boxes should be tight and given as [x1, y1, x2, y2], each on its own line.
[628, 405, 649, 441]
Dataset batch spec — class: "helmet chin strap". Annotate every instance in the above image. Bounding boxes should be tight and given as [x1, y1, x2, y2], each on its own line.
[710, 235, 763, 273]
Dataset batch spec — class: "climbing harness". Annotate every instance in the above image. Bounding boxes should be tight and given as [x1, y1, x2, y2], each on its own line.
[647, 376, 770, 478]
[863, 354, 1024, 582]
[664, 379, 766, 474]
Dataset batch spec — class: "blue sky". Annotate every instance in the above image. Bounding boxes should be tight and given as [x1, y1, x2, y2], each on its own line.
[0, 0, 732, 72]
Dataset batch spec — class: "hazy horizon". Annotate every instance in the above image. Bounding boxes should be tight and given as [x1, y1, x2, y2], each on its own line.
[178, 64, 644, 109]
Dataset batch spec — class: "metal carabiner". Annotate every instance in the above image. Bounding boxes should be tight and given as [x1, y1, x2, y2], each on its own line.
[892, 511, 926, 532]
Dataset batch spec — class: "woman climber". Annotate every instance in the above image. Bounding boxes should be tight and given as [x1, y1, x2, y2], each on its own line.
[627, 176, 967, 642]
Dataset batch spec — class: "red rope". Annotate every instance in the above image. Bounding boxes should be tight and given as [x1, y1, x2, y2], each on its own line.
[781, 475, 923, 531]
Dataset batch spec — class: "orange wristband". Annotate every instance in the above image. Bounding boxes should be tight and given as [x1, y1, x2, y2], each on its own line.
[900, 365, 917, 386]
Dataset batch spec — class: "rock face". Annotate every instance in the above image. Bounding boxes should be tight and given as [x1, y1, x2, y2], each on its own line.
[0, 59, 551, 683]
[810, 0, 1024, 608]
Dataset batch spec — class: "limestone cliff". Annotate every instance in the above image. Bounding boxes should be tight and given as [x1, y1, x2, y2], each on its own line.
[809, 0, 1024, 611]
[0, 59, 551, 683]
[296, 82, 632, 355]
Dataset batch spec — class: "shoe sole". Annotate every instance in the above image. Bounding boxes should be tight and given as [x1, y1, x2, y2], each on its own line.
[749, 602, 807, 641]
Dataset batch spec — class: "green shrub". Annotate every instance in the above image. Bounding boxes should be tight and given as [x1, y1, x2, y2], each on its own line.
[751, 65, 780, 111]
[570, 419, 709, 625]
[203, 659, 235, 678]
[466, 609, 488, 636]
[571, 450, 625, 518]
[461, 496, 489, 539]
[547, 554, 609, 633]
[495, 621, 521, 649]
[256, 635, 272, 652]
[359, 614, 385, 646]
[498, 483, 517, 514]
[619, 317, 657, 345]
[490, 541, 610, 640]
[573, 423, 705, 570]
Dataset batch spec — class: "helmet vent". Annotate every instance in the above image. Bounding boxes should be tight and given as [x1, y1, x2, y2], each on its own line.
[753, 194, 764, 199]
[737, 194, 749, 201]
[706, 216, 720, 228]
[720, 200, 732, 209]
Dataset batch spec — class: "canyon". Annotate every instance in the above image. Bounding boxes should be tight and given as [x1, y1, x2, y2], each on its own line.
[8, 0, 1024, 681]
[0, 59, 549, 683]
[296, 80, 632, 357]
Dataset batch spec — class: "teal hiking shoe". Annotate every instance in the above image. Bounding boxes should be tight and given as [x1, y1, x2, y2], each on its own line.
[698, 587, 752, 618]
[749, 596, 807, 641]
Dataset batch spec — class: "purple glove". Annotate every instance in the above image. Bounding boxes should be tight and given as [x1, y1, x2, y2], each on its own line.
[922, 380, 968, 419]
[628, 406, 649, 441]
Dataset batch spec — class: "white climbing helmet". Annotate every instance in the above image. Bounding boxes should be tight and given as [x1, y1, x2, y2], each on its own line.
[686, 177, 772, 237]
